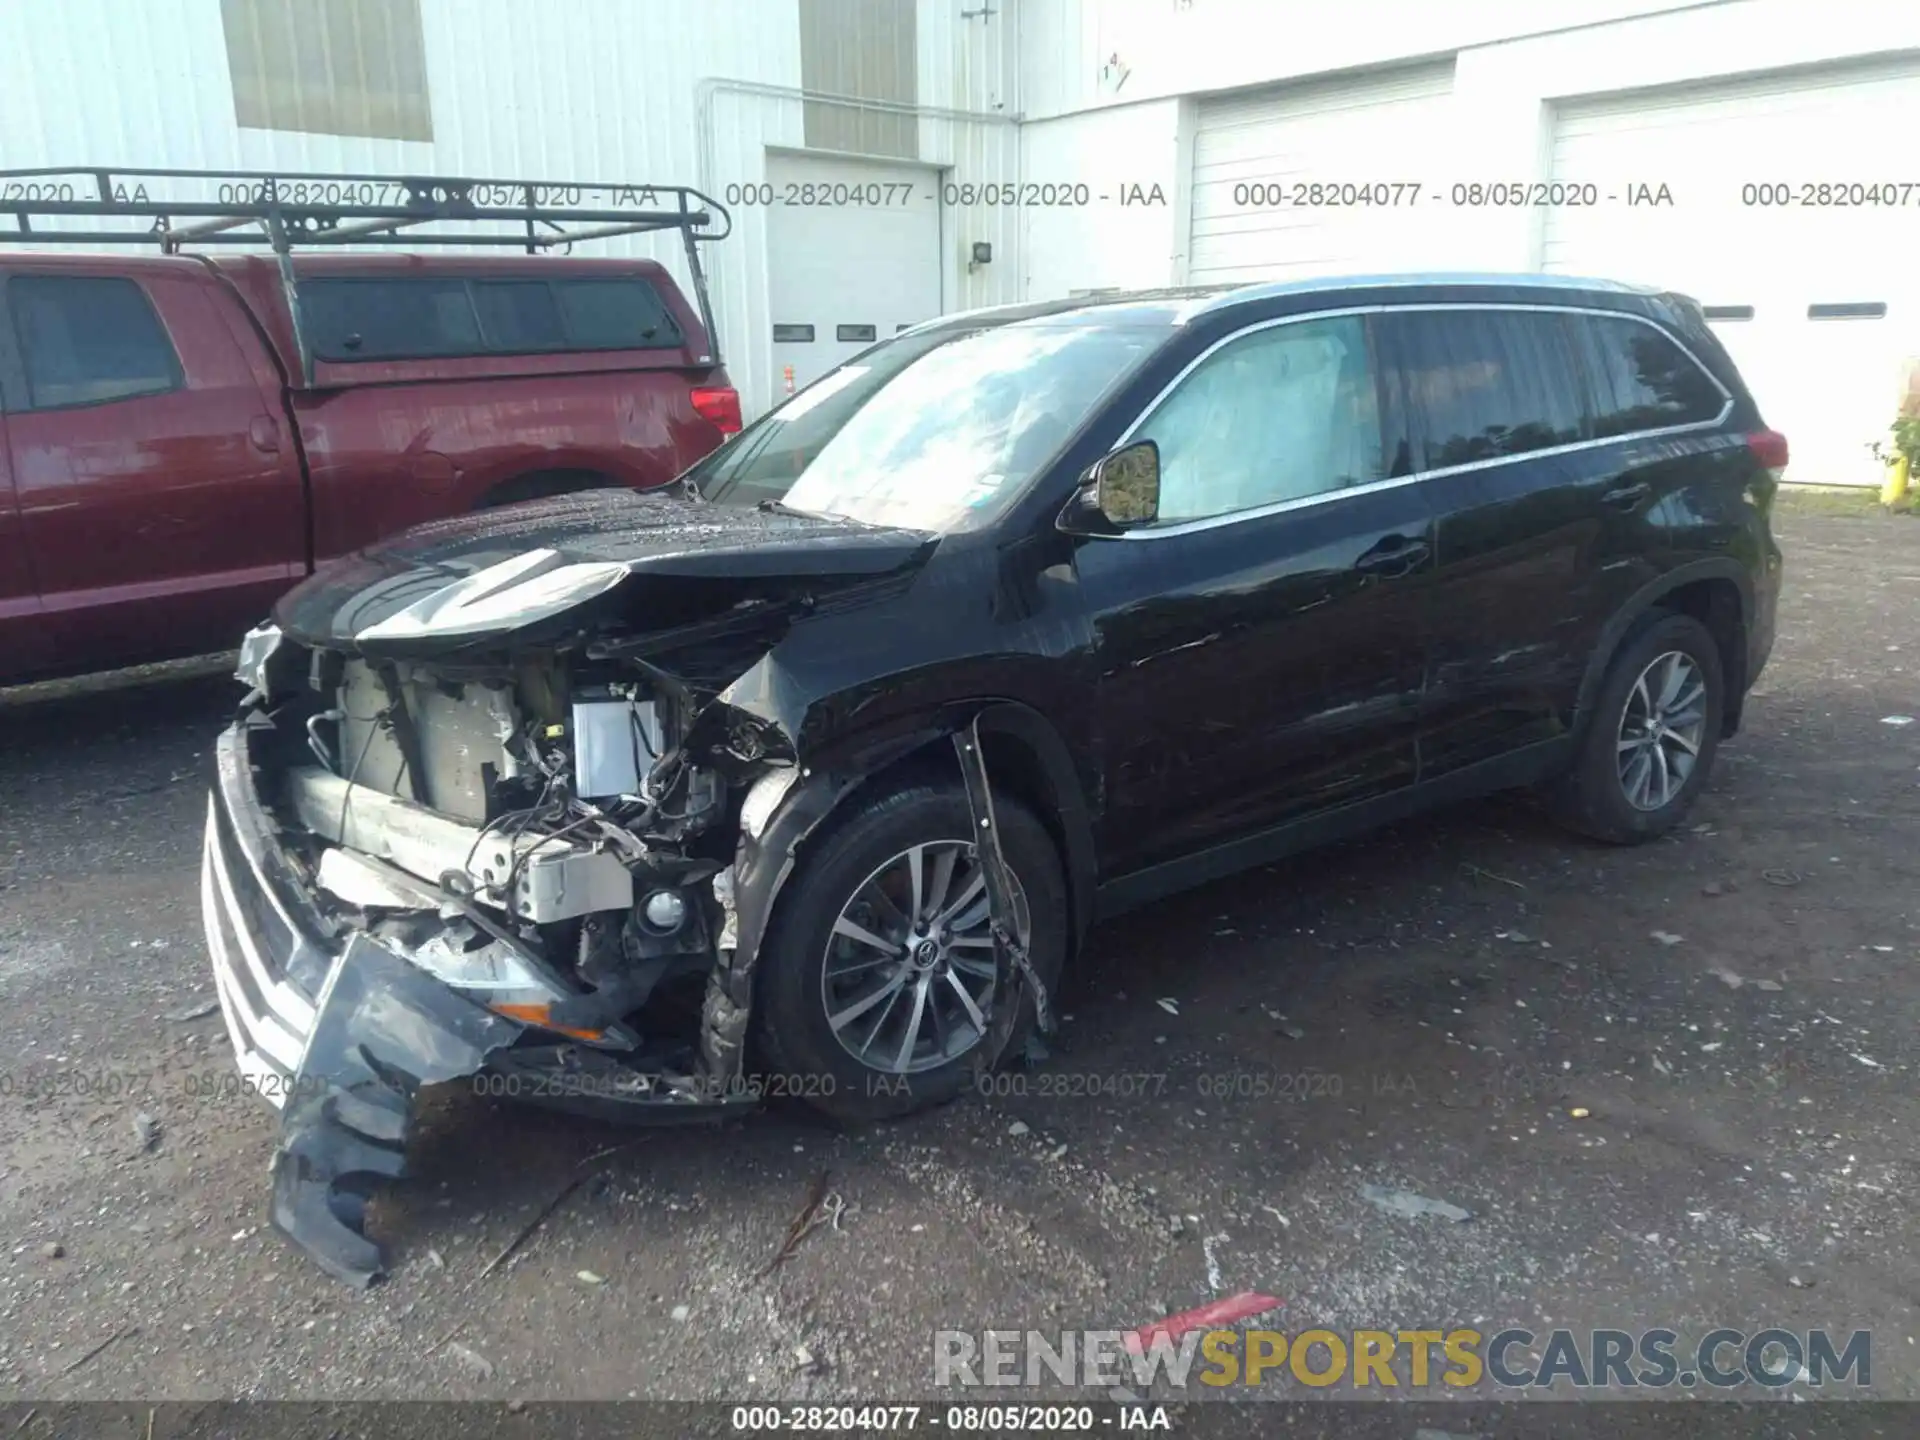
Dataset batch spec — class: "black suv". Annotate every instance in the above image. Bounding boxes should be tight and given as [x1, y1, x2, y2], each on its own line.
[203, 273, 1783, 1284]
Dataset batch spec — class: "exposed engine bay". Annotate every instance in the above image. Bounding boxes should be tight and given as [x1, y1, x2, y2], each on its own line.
[261, 641, 793, 1108]
[203, 495, 1055, 1289]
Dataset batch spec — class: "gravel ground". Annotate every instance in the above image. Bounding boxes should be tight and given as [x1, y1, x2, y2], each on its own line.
[1, 495, 1916, 1415]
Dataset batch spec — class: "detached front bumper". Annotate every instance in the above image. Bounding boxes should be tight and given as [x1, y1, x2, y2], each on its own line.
[201, 719, 527, 1286]
[200, 728, 331, 1110]
[206, 716, 766, 1291]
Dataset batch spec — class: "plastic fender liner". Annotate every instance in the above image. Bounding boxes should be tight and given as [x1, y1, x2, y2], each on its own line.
[698, 701, 1090, 1084]
[698, 727, 949, 1083]
[272, 933, 525, 1288]
[952, 718, 1056, 1049]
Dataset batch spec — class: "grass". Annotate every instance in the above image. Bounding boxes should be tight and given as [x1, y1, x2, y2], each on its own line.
[1776, 484, 1912, 519]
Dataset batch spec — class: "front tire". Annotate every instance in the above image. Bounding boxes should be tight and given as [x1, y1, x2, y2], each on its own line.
[1548, 611, 1724, 844]
[751, 780, 1068, 1124]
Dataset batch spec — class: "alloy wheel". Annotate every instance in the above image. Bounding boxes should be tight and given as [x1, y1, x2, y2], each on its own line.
[1615, 649, 1708, 812]
[820, 839, 1028, 1074]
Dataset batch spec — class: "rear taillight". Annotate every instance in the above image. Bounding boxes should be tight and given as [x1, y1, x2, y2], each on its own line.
[1747, 429, 1789, 473]
[691, 386, 742, 436]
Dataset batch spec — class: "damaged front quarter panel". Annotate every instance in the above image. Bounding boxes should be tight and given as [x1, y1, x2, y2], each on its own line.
[273, 934, 525, 1288]
[696, 697, 1060, 1090]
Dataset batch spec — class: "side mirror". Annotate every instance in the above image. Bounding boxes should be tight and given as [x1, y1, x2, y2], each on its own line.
[1065, 440, 1160, 534]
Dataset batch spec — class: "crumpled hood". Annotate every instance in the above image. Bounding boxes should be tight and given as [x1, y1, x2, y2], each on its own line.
[274, 488, 938, 652]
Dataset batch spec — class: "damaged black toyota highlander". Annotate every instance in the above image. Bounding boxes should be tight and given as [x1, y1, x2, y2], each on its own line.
[202, 275, 1782, 1285]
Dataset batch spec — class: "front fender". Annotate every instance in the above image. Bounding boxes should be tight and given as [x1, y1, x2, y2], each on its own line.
[696, 700, 1098, 1082]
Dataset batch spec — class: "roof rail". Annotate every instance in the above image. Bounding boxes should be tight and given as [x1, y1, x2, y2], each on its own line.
[0, 166, 734, 380]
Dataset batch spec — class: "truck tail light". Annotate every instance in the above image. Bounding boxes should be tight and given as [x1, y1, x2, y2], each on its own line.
[1746, 429, 1789, 477]
[691, 386, 742, 436]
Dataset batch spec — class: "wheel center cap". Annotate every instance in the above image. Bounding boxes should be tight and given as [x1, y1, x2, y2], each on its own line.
[912, 938, 941, 969]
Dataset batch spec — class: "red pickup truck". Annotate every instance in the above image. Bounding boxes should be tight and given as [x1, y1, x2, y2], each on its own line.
[0, 248, 740, 685]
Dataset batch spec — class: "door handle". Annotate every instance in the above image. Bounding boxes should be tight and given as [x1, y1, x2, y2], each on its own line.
[1353, 534, 1430, 577]
[248, 415, 281, 454]
[1602, 481, 1650, 510]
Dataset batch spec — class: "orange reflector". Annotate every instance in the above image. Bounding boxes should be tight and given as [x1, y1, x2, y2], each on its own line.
[489, 1002, 606, 1042]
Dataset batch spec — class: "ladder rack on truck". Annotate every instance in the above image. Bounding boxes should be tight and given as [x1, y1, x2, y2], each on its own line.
[0, 165, 732, 382]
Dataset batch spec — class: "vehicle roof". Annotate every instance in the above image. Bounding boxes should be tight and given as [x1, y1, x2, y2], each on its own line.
[911, 272, 1668, 335]
[0, 250, 211, 277]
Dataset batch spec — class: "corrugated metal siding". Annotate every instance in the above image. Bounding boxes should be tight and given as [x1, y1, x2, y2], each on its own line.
[0, 0, 801, 405]
[220, 0, 437, 143]
[1, 0, 1032, 415]
[1015, 0, 1718, 120]
[914, 0, 1021, 315]
[799, 0, 919, 158]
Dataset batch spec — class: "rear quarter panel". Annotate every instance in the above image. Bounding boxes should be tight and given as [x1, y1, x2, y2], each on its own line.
[1650, 295, 1783, 689]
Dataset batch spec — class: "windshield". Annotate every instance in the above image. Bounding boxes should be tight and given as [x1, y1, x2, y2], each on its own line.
[690, 322, 1162, 532]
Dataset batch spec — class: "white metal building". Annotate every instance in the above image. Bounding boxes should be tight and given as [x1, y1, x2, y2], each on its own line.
[5, 0, 1915, 481]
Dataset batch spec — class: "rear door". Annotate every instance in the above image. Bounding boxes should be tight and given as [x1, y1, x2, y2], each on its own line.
[1077, 311, 1433, 876]
[1376, 305, 1640, 778]
[1382, 304, 1734, 780]
[2, 267, 306, 672]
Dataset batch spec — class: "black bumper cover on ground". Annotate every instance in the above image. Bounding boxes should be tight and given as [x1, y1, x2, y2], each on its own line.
[272, 933, 525, 1288]
[205, 716, 753, 1288]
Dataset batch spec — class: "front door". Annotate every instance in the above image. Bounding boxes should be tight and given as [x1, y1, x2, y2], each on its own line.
[1, 267, 305, 673]
[1075, 313, 1433, 878]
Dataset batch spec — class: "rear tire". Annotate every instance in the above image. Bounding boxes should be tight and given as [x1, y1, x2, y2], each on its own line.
[751, 780, 1068, 1124]
[1548, 611, 1724, 844]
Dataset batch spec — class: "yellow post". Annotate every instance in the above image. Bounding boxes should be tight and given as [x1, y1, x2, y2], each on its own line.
[1883, 453, 1911, 507]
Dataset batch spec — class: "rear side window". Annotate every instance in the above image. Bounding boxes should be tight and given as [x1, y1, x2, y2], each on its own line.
[1566, 313, 1726, 436]
[554, 279, 681, 349]
[1378, 309, 1587, 474]
[301, 275, 681, 362]
[472, 280, 567, 351]
[301, 279, 482, 361]
[9, 275, 182, 409]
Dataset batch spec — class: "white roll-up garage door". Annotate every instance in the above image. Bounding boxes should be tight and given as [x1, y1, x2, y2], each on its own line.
[1542, 59, 1920, 486]
[766, 152, 941, 415]
[1187, 63, 1457, 286]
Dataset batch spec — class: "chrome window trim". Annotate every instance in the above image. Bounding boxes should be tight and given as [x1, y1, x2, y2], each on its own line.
[1186, 272, 1660, 320]
[1116, 301, 1734, 542]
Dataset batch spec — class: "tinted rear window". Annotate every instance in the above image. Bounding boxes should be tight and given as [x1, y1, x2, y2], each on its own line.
[1565, 313, 1726, 436]
[1378, 309, 1587, 474]
[554, 279, 680, 349]
[9, 275, 182, 409]
[472, 279, 566, 350]
[301, 275, 681, 362]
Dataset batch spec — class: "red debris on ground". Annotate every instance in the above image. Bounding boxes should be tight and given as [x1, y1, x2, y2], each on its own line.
[1123, 1291, 1283, 1355]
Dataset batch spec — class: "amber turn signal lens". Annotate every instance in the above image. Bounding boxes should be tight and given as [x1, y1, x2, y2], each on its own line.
[488, 1002, 605, 1042]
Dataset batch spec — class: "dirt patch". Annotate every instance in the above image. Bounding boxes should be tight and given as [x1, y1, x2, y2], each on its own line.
[1, 496, 1916, 1402]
